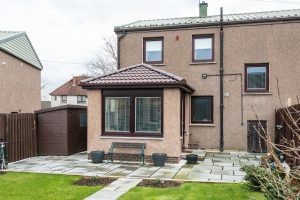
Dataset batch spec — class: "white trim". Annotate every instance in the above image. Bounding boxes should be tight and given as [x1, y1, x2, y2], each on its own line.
[99, 136, 164, 140]
[189, 124, 216, 127]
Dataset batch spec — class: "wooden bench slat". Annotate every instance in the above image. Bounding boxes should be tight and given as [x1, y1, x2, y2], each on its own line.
[109, 142, 146, 165]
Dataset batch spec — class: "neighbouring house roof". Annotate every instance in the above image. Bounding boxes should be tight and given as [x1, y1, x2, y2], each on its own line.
[115, 9, 300, 32]
[50, 76, 90, 96]
[81, 63, 195, 93]
[0, 31, 43, 70]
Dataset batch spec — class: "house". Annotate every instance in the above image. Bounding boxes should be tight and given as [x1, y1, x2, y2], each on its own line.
[81, 3, 300, 162]
[50, 76, 89, 107]
[0, 31, 42, 113]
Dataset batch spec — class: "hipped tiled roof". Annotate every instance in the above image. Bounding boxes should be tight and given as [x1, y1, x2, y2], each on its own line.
[81, 64, 194, 92]
[50, 76, 90, 96]
[115, 9, 300, 32]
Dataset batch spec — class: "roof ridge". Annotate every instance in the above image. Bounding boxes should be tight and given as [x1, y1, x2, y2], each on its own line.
[81, 63, 185, 84]
[141, 64, 185, 82]
[81, 64, 143, 83]
[0, 31, 25, 44]
[116, 8, 300, 29]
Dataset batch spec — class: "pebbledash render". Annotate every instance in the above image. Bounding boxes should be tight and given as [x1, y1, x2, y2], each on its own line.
[0, 31, 42, 113]
[81, 5, 300, 163]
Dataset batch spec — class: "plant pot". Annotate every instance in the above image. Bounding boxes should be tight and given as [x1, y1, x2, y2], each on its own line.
[186, 154, 198, 164]
[152, 153, 167, 167]
[90, 151, 105, 163]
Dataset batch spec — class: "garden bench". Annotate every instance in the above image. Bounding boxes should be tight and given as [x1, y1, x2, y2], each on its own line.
[108, 142, 146, 165]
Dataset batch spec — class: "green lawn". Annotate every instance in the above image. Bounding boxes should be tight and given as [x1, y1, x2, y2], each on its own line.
[0, 172, 102, 200]
[119, 182, 265, 200]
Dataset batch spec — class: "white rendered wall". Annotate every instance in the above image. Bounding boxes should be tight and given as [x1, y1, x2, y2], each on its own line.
[51, 96, 88, 107]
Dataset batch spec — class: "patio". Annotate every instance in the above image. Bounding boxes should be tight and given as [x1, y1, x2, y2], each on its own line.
[5, 151, 261, 183]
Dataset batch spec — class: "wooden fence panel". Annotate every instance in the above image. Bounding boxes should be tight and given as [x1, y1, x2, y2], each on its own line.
[275, 104, 300, 167]
[0, 113, 37, 162]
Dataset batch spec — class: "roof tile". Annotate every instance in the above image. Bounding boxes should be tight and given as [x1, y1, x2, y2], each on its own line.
[81, 64, 194, 92]
[50, 76, 90, 96]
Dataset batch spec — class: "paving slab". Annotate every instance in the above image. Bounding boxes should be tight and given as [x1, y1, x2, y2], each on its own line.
[84, 178, 142, 200]
[211, 170, 233, 175]
[222, 175, 245, 182]
[5, 151, 262, 183]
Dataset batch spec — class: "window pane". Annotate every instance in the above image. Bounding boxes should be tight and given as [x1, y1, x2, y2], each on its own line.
[194, 38, 212, 60]
[192, 97, 212, 123]
[146, 40, 162, 62]
[79, 113, 87, 128]
[105, 97, 130, 132]
[247, 67, 266, 89]
[135, 97, 161, 133]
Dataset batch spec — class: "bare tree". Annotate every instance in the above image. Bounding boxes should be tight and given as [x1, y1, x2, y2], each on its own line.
[87, 35, 118, 76]
[246, 79, 300, 200]
[41, 76, 50, 101]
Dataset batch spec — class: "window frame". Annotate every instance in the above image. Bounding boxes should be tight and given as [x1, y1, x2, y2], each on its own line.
[79, 112, 87, 128]
[191, 96, 213, 124]
[77, 95, 87, 104]
[244, 63, 269, 93]
[61, 95, 67, 103]
[143, 37, 164, 64]
[102, 89, 163, 137]
[192, 34, 214, 62]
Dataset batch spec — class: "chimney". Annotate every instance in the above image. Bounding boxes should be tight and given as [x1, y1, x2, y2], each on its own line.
[199, 1, 208, 17]
[72, 76, 76, 86]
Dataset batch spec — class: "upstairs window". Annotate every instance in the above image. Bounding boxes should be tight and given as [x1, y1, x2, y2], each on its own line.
[77, 95, 87, 103]
[61, 95, 67, 103]
[193, 34, 214, 62]
[143, 37, 163, 64]
[245, 64, 269, 92]
[191, 96, 213, 124]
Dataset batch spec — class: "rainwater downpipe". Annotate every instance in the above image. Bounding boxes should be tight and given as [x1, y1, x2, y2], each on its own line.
[117, 31, 126, 69]
[220, 7, 224, 152]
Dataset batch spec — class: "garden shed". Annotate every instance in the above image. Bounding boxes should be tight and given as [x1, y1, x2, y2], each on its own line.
[35, 105, 87, 156]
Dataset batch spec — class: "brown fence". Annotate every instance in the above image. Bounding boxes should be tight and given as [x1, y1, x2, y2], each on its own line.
[275, 104, 300, 167]
[0, 113, 37, 162]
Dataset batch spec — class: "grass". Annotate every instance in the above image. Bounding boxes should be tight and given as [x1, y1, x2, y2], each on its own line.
[119, 182, 265, 200]
[0, 172, 103, 200]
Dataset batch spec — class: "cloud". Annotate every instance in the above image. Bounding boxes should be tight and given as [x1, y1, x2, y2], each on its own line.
[0, 0, 298, 93]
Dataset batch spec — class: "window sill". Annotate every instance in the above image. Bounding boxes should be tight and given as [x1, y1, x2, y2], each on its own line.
[243, 92, 272, 96]
[99, 136, 164, 140]
[150, 63, 166, 66]
[189, 123, 216, 127]
[190, 62, 217, 65]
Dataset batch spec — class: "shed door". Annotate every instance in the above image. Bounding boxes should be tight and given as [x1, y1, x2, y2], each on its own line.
[247, 120, 267, 153]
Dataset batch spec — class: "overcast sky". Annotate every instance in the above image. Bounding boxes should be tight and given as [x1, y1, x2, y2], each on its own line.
[0, 0, 299, 98]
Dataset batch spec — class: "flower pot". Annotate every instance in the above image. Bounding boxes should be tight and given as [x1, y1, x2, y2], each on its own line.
[186, 154, 198, 164]
[152, 153, 167, 167]
[90, 151, 105, 163]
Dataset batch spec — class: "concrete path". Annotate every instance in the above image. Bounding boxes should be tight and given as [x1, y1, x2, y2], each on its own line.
[84, 178, 142, 200]
[6, 151, 261, 183]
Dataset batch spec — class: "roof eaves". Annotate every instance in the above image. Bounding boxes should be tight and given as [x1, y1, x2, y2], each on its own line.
[22, 32, 43, 70]
[115, 15, 300, 33]
[81, 82, 195, 93]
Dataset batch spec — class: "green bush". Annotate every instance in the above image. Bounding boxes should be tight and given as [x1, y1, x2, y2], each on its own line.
[241, 165, 299, 200]
[241, 165, 269, 191]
